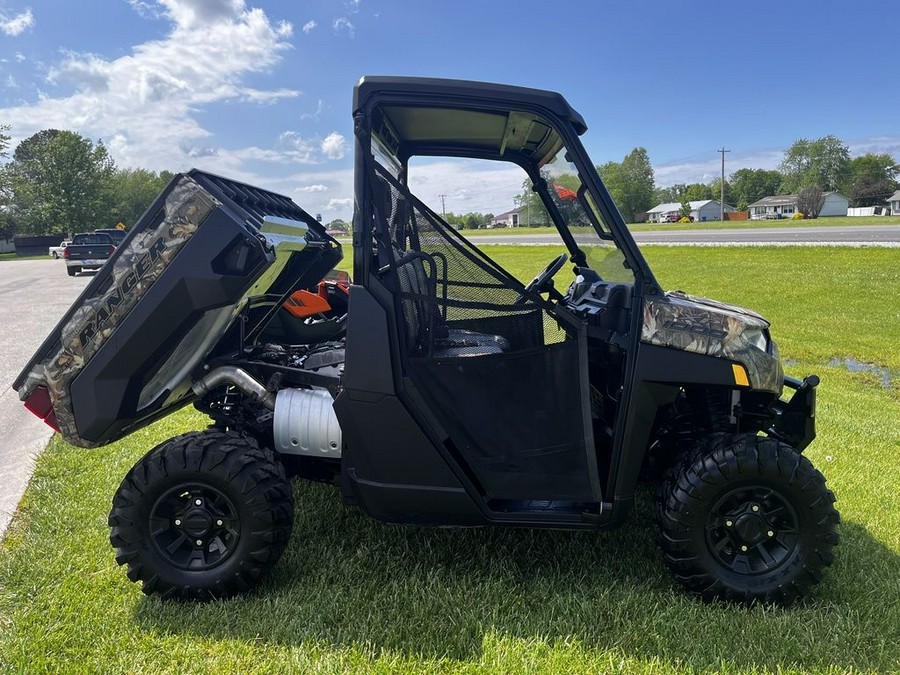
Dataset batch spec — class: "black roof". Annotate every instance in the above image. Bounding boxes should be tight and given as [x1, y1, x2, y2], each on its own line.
[353, 76, 587, 160]
[353, 76, 587, 135]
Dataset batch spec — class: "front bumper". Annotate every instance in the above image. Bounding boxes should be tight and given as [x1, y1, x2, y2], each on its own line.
[769, 374, 818, 451]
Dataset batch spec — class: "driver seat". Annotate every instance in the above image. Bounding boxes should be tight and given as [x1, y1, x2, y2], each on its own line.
[375, 173, 509, 358]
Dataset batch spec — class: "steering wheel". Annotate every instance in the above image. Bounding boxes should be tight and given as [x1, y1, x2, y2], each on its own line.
[515, 253, 568, 304]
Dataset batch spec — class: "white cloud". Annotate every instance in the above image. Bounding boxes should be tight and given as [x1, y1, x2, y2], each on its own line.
[301, 98, 325, 121]
[157, 0, 245, 27]
[326, 197, 352, 209]
[0, 8, 34, 36]
[299, 184, 328, 192]
[653, 150, 783, 187]
[0, 0, 297, 172]
[127, 0, 160, 18]
[15, 52, 26, 62]
[407, 158, 527, 214]
[6, 75, 18, 89]
[847, 136, 900, 158]
[302, 20, 317, 34]
[320, 132, 347, 159]
[332, 17, 354, 37]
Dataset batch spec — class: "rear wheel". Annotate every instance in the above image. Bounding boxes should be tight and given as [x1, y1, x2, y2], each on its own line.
[109, 430, 293, 600]
[66, 266, 78, 276]
[655, 434, 839, 605]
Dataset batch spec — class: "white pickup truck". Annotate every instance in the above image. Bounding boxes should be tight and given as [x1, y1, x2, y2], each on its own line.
[48, 240, 71, 259]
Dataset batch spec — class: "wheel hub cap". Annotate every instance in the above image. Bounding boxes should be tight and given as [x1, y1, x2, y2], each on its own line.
[149, 484, 240, 571]
[182, 509, 213, 538]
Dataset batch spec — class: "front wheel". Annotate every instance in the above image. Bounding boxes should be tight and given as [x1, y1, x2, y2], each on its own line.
[109, 430, 294, 600]
[655, 434, 839, 605]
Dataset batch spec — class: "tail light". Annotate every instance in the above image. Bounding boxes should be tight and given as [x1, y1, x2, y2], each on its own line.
[23, 385, 61, 432]
[63, 247, 70, 259]
[108, 245, 116, 255]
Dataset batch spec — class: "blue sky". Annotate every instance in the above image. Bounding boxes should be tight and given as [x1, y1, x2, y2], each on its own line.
[1, 0, 897, 220]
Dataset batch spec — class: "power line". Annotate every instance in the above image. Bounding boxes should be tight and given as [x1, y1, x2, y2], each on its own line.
[718, 147, 730, 221]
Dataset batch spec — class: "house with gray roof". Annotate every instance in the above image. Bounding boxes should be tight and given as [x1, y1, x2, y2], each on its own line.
[748, 192, 848, 219]
[887, 190, 900, 216]
[646, 200, 734, 223]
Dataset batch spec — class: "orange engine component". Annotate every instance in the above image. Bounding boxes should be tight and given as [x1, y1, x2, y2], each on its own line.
[283, 290, 332, 318]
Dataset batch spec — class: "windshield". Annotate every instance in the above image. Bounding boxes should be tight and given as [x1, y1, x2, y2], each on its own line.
[537, 146, 634, 284]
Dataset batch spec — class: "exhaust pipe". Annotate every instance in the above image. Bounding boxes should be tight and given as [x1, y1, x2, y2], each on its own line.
[192, 366, 276, 411]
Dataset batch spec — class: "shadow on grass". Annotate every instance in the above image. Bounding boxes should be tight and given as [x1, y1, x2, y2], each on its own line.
[134, 483, 900, 671]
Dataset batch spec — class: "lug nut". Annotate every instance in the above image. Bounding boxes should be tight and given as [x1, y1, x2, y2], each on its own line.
[194, 499, 202, 506]
[196, 539, 203, 546]
[174, 519, 181, 526]
[725, 520, 733, 527]
[740, 545, 748, 552]
[216, 519, 223, 526]
[767, 530, 775, 537]
[751, 504, 760, 512]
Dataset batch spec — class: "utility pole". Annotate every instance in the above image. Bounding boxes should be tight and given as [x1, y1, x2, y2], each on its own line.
[439, 194, 447, 218]
[718, 147, 730, 222]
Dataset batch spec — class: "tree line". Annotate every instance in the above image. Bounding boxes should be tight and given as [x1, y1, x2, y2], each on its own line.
[513, 136, 898, 224]
[0, 127, 173, 239]
[3, 126, 897, 235]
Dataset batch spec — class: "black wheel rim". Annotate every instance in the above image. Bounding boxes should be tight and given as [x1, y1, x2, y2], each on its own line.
[149, 483, 240, 571]
[705, 485, 800, 575]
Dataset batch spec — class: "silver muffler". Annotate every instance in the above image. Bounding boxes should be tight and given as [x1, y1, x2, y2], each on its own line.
[192, 368, 341, 458]
[273, 387, 342, 458]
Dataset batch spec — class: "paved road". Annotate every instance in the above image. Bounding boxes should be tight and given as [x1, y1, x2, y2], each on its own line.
[468, 225, 900, 246]
[0, 260, 90, 536]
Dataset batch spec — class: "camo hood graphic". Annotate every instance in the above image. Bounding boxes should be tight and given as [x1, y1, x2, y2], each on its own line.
[641, 290, 783, 393]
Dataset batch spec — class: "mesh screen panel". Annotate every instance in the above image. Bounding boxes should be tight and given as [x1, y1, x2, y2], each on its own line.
[372, 164, 565, 357]
[370, 163, 595, 502]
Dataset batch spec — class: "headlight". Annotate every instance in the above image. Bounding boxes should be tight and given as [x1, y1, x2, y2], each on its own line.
[743, 328, 768, 351]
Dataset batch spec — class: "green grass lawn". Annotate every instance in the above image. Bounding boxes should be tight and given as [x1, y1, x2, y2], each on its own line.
[1, 247, 898, 674]
[465, 214, 900, 237]
[0, 252, 50, 262]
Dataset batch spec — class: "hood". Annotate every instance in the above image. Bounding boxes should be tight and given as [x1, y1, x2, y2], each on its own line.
[15, 170, 342, 448]
[641, 291, 782, 393]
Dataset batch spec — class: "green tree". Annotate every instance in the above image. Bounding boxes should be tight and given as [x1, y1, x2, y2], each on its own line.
[0, 123, 10, 158]
[106, 168, 173, 228]
[325, 218, 350, 233]
[679, 198, 691, 218]
[780, 135, 850, 193]
[845, 153, 898, 207]
[796, 186, 825, 218]
[683, 183, 713, 201]
[598, 147, 655, 222]
[0, 124, 13, 239]
[654, 184, 683, 204]
[728, 168, 783, 210]
[8, 129, 116, 234]
[513, 176, 550, 226]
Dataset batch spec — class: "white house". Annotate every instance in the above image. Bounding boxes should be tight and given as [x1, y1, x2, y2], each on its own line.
[490, 207, 526, 228]
[748, 192, 848, 219]
[887, 190, 900, 216]
[489, 206, 547, 228]
[646, 200, 735, 223]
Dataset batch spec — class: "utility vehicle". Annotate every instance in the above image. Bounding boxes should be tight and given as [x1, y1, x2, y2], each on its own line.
[15, 77, 838, 605]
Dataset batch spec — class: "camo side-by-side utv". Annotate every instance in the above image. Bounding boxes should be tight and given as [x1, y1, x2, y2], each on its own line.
[15, 76, 838, 605]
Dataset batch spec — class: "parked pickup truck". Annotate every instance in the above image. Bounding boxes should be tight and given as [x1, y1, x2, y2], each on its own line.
[48, 241, 71, 259]
[64, 232, 116, 276]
